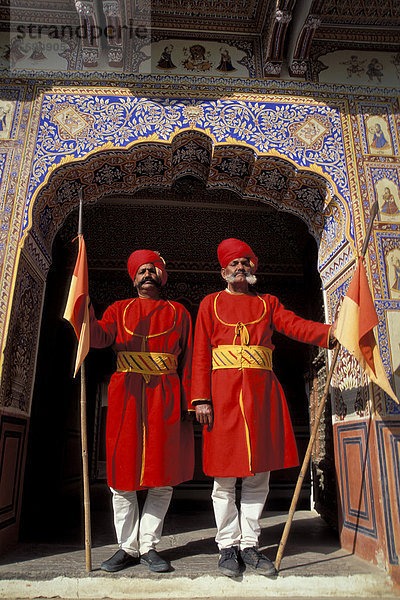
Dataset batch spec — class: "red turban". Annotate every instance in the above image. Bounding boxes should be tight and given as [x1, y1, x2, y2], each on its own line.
[217, 238, 258, 271]
[127, 250, 168, 286]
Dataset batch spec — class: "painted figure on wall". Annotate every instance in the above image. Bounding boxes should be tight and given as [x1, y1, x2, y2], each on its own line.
[53, 106, 88, 138]
[58, 40, 75, 69]
[5, 37, 26, 66]
[0, 103, 10, 132]
[216, 47, 235, 72]
[391, 52, 400, 78]
[0, 101, 12, 138]
[293, 117, 327, 148]
[380, 186, 400, 216]
[366, 117, 393, 155]
[29, 42, 46, 61]
[298, 120, 318, 144]
[391, 255, 400, 293]
[157, 45, 176, 70]
[370, 123, 390, 151]
[366, 58, 384, 82]
[341, 55, 365, 78]
[183, 44, 212, 72]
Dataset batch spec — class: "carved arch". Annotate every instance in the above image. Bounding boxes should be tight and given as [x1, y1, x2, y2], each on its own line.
[28, 131, 352, 278]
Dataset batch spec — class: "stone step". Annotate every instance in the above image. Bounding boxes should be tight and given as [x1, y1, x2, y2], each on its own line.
[0, 511, 397, 599]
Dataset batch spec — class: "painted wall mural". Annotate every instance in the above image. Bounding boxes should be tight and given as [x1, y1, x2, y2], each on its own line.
[0, 32, 80, 73]
[365, 165, 400, 224]
[378, 183, 400, 222]
[357, 103, 399, 157]
[375, 235, 400, 403]
[328, 269, 370, 420]
[317, 51, 400, 87]
[0, 102, 14, 140]
[388, 252, 400, 298]
[0, 32, 258, 78]
[366, 119, 393, 156]
[327, 252, 400, 419]
[140, 39, 251, 78]
[0, 98, 17, 140]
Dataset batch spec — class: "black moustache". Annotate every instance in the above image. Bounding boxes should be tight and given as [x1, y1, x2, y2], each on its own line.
[138, 278, 161, 288]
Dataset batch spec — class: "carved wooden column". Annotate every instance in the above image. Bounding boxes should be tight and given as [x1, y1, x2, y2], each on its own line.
[75, 0, 100, 67]
[288, 14, 321, 78]
[103, 0, 123, 68]
[263, 9, 293, 78]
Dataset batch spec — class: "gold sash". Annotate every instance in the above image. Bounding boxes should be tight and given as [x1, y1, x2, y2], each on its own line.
[116, 351, 177, 382]
[212, 345, 273, 371]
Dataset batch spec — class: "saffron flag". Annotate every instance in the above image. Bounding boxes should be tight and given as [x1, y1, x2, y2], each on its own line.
[63, 235, 90, 377]
[335, 259, 398, 403]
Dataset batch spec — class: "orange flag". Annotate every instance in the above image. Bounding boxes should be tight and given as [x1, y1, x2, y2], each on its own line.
[63, 235, 90, 377]
[335, 259, 398, 403]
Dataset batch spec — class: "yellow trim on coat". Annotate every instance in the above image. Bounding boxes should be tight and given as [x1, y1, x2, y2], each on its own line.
[238, 389, 252, 474]
[122, 298, 177, 339]
[140, 379, 146, 486]
[213, 292, 267, 346]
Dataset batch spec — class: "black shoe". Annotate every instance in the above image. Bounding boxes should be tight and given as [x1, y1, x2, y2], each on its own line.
[218, 546, 240, 577]
[101, 549, 137, 572]
[140, 549, 170, 572]
[240, 547, 276, 576]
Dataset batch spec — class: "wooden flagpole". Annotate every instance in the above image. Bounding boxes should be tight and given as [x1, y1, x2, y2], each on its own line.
[275, 200, 379, 572]
[78, 189, 92, 572]
[80, 360, 92, 572]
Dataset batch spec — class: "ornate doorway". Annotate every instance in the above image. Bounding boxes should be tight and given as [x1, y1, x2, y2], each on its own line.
[19, 177, 333, 540]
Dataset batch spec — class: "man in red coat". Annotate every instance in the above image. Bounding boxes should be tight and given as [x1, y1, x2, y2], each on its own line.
[90, 250, 194, 573]
[191, 238, 336, 578]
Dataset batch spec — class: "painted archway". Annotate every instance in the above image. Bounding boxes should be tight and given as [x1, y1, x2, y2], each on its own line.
[1, 90, 358, 380]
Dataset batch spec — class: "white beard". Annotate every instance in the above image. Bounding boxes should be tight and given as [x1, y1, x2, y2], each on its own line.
[225, 273, 257, 285]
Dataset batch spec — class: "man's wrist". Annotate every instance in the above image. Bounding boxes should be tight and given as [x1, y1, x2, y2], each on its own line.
[192, 399, 212, 406]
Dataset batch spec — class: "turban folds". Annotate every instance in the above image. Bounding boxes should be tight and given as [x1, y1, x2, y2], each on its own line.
[127, 250, 168, 286]
[217, 238, 258, 271]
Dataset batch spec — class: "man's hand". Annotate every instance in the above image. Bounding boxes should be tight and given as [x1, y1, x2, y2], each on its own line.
[195, 403, 214, 431]
[329, 320, 338, 349]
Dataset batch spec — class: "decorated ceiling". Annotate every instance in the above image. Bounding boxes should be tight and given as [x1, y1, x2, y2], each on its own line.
[0, 0, 399, 80]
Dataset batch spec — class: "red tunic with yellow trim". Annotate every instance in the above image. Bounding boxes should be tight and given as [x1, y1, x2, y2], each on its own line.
[90, 298, 194, 491]
[191, 291, 331, 477]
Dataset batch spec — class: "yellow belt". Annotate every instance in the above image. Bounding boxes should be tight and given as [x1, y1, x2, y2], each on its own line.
[212, 345, 273, 371]
[116, 351, 177, 382]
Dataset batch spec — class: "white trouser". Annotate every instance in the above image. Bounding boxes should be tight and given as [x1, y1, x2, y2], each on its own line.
[111, 486, 173, 556]
[212, 472, 270, 550]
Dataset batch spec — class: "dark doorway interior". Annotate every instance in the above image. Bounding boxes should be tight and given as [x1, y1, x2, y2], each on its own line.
[20, 185, 330, 544]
